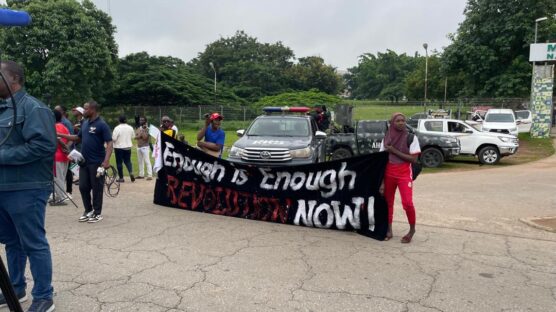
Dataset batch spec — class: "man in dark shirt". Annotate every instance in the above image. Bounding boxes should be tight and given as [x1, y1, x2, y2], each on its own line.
[58, 100, 113, 223]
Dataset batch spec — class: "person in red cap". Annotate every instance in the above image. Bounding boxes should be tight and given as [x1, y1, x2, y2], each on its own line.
[196, 112, 225, 158]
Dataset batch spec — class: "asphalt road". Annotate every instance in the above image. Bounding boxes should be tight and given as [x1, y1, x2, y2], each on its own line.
[2, 146, 556, 312]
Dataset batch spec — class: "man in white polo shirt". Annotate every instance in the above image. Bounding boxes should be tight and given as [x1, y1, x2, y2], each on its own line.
[112, 115, 136, 182]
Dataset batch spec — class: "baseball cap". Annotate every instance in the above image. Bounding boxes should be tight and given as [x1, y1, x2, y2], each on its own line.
[210, 112, 223, 121]
[73, 106, 84, 114]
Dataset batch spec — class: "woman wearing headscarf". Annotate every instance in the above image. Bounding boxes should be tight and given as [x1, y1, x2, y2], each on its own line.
[379, 113, 421, 243]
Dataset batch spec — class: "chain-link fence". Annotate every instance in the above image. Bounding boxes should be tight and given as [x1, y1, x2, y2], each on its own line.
[102, 105, 261, 128]
[101, 97, 555, 128]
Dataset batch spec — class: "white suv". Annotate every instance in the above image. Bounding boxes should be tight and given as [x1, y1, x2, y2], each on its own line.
[482, 109, 518, 136]
[418, 118, 519, 164]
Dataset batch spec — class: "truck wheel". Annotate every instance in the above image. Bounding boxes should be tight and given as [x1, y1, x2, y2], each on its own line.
[478, 146, 500, 165]
[331, 147, 352, 160]
[420, 148, 444, 168]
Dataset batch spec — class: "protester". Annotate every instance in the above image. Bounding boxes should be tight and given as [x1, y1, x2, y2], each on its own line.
[197, 112, 225, 158]
[54, 105, 76, 198]
[379, 112, 420, 243]
[134, 116, 153, 180]
[57, 100, 113, 223]
[0, 60, 57, 312]
[54, 105, 74, 135]
[160, 115, 177, 138]
[113, 115, 135, 183]
[71, 106, 85, 134]
[51, 110, 71, 205]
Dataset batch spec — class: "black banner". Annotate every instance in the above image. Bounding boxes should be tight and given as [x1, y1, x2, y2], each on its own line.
[154, 135, 389, 240]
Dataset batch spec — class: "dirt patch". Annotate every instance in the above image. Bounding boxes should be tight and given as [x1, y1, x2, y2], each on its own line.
[520, 217, 556, 233]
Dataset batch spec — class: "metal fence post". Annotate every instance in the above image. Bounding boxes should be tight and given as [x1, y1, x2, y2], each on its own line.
[198, 105, 202, 121]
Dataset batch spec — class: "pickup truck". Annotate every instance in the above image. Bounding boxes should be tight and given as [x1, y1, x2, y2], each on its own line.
[417, 118, 519, 164]
[324, 120, 460, 168]
[227, 107, 327, 166]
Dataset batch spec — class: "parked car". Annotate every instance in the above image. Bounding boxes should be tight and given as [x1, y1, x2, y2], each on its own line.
[514, 110, 532, 133]
[481, 108, 518, 136]
[227, 107, 327, 166]
[324, 120, 460, 168]
[417, 118, 519, 164]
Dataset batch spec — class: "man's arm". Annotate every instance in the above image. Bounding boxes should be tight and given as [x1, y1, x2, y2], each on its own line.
[102, 141, 113, 169]
[197, 118, 211, 141]
[0, 106, 57, 165]
[197, 141, 222, 152]
[58, 132, 81, 143]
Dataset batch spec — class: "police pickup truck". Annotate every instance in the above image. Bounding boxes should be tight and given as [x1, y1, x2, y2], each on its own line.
[324, 120, 460, 168]
[227, 107, 327, 166]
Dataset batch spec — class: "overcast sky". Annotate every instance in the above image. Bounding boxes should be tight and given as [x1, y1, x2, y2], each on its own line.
[93, 0, 468, 70]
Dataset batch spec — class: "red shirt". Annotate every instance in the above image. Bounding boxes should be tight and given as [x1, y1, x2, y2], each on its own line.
[55, 123, 70, 162]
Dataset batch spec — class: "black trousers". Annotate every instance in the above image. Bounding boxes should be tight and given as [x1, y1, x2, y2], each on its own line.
[79, 164, 105, 215]
[65, 167, 73, 194]
[114, 148, 133, 179]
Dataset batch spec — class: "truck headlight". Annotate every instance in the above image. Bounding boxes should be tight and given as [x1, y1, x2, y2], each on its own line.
[498, 136, 511, 143]
[229, 146, 245, 158]
[510, 127, 517, 132]
[290, 147, 312, 158]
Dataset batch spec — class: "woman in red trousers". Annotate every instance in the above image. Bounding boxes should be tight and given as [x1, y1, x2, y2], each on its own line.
[379, 113, 421, 243]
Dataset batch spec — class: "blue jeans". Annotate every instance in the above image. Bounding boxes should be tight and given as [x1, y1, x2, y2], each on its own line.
[0, 188, 53, 300]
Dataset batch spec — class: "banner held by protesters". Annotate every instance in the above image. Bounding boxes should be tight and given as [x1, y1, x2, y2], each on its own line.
[154, 135, 389, 240]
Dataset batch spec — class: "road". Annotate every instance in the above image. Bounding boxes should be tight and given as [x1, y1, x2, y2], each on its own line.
[2, 147, 556, 312]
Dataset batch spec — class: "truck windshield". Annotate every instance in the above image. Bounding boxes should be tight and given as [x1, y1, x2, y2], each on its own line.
[247, 118, 309, 137]
[485, 113, 515, 123]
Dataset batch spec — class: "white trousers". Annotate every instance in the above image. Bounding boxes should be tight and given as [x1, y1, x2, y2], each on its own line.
[54, 161, 68, 200]
[137, 146, 153, 177]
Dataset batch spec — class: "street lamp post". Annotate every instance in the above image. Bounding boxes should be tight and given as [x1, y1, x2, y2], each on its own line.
[534, 17, 547, 43]
[423, 43, 428, 109]
[209, 62, 217, 104]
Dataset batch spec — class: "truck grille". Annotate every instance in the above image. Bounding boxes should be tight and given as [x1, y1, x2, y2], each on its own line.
[241, 147, 292, 162]
[489, 129, 510, 134]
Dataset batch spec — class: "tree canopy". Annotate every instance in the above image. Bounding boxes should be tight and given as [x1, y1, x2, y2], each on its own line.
[442, 0, 556, 97]
[189, 31, 342, 101]
[109, 52, 245, 106]
[0, 0, 118, 105]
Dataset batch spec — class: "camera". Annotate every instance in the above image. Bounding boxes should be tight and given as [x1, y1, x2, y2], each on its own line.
[96, 167, 105, 178]
[203, 113, 210, 119]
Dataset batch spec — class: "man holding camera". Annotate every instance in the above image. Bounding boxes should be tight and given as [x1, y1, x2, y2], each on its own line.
[57, 100, 113, 223]
[135, 116, 152, 180]
[197, 112, 225, 158]
[0, 61, 57, 312]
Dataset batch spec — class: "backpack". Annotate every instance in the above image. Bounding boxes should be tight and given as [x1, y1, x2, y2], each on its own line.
[407, 133, 422, 181]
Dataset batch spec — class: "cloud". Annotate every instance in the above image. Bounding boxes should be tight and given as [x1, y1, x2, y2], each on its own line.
[94, 0, 467, 69]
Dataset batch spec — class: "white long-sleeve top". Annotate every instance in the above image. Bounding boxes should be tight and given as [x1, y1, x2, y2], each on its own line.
[112, 123, 135, 149]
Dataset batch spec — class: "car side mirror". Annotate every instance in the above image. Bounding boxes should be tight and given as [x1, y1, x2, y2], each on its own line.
[236, 129, 245, 137]
[315, 131, 327, 139]
[516, 119, 522, 125]
[464, 129, 474, 134]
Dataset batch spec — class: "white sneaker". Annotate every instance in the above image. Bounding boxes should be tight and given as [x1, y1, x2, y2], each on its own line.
[79, 211, 93, 222]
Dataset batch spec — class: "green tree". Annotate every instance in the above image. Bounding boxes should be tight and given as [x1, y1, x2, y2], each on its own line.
[442, 0, 556, 97]
[189, 31, 295, 100]
[0, 0, 118, 105]
[286, 56, 343, 94]
[404, 54, 465, 101]
[253, 90, 339, 111]
[346, 50, 417, 101]
[110, 52, 244, 106]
